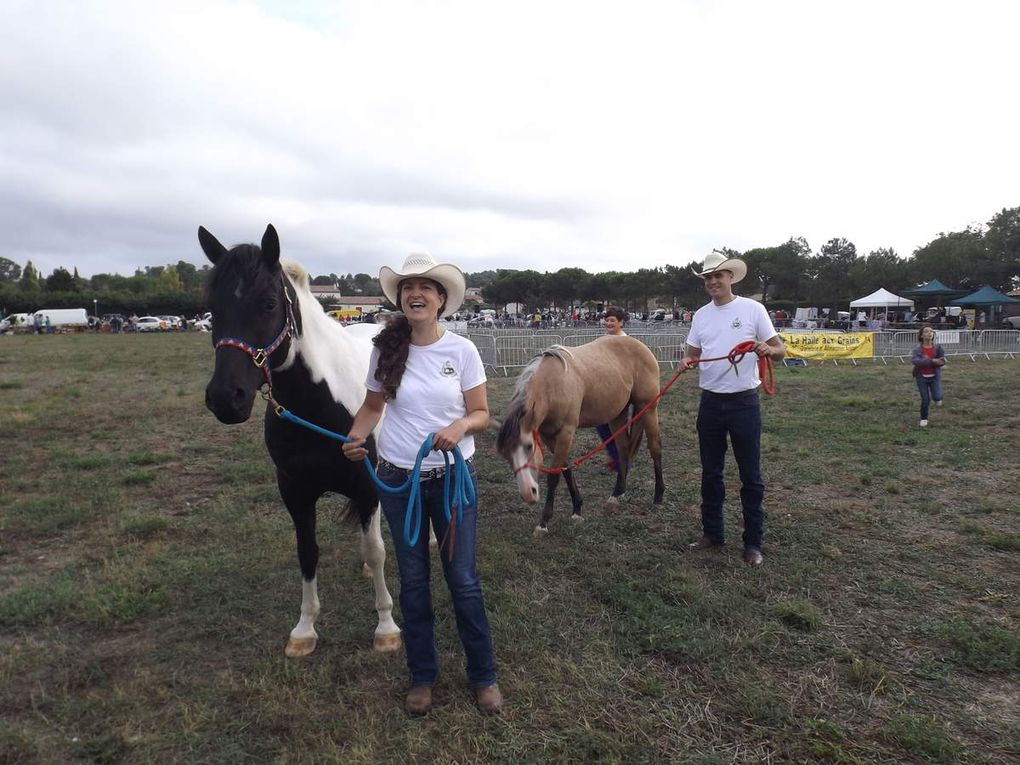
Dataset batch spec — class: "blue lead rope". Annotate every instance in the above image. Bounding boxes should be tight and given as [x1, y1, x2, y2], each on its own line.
[276, 407, 475, 547]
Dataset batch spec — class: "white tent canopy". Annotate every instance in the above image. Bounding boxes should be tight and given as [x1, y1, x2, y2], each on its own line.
[849, 288, 913, 309]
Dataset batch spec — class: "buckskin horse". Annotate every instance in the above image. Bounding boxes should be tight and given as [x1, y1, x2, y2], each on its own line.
[495, 336, 666, 536]
[199, 224, 401, 657]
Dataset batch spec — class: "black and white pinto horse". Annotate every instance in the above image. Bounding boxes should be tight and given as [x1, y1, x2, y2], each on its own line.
[200, 224, 401, 658]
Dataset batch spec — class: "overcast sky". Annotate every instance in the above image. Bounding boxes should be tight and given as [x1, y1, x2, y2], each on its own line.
[2, 0, 1017, 279]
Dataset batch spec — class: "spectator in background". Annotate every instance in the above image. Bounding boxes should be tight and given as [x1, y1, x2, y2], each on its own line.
[912, 325, 946, 428]
[597, 306, 629, 473]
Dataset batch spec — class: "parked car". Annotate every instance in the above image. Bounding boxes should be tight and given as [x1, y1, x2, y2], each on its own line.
[193, 316, 213, 331]
[1003, 316, 1020, 330]
[135, 316, 166, 332]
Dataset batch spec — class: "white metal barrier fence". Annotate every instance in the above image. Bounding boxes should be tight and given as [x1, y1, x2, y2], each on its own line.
[454, 328, 1019, 376]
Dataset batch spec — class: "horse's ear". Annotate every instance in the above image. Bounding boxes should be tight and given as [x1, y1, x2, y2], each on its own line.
[198, 226, 228, 264]
[261, 224, 280, 267]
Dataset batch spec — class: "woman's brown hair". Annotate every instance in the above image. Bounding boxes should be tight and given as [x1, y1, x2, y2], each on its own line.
[372, 279, 446, 397]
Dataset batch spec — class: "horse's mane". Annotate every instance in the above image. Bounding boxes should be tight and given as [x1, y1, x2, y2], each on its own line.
[282, 259, 311, 290]
[495, 345, 572, 456]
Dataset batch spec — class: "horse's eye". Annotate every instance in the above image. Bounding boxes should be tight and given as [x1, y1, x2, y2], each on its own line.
[262, 299, 278, 312]
[524, 443, 533, 452]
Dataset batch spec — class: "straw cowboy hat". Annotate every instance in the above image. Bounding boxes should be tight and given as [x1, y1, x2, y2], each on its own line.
[379, 253, 467, 318]
[693, 250, 747, 284]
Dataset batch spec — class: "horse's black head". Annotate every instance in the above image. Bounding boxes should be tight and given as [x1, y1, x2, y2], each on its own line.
[199, 224, 293, 424]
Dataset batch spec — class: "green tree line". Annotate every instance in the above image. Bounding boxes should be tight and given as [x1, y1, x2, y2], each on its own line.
[2, 207, 1017, 318]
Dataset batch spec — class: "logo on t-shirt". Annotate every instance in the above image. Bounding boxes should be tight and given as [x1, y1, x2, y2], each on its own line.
[440, 361, 457, 377]
[731, 318, 742, 329]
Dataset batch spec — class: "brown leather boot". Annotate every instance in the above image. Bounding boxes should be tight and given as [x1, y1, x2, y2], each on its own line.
[405, 685, 432, 716]
[475, 683, 503, 715]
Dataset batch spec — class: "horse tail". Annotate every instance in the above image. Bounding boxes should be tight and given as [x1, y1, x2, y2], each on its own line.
[341, 497, 376, 529]
[624, 408, 648, 465]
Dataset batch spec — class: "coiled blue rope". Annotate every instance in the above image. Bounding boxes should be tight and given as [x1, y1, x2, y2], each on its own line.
[276, 407, 475, 547]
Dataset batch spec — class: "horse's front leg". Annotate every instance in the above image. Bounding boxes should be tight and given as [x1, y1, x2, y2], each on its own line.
[535, 471, 562, 537]
[280, 480, 321, 657]
[359, 503, 402, 652]
[535, 429, 574, 536]
[562, 468, 584, 520]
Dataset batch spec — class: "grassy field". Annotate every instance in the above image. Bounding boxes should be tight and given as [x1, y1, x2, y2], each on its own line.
[1, 332, 1018, 764]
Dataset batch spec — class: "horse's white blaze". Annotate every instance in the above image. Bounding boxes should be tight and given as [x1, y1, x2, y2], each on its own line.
[513, 445, 540, 503]
[290, 577, 320, 641]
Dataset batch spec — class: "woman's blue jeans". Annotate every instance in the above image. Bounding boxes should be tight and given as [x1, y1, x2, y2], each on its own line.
[377, 461, 497, 689]
[916, 376, 943, 419]
[696, 391, 765, 550]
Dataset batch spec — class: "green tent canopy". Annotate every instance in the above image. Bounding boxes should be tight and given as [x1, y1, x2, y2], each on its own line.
[901, 279, 967, 298]
[948, 286, 1020, 306]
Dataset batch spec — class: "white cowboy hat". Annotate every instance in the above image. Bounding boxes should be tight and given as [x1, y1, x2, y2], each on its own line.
[692, 250, 747, 284]
[379, 253, 466, 318]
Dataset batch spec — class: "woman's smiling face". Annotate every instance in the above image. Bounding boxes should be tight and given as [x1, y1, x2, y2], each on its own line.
[399, 277, 445, 320]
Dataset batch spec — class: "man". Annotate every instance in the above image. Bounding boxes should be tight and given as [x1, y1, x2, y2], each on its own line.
[680, 251, 785, 566]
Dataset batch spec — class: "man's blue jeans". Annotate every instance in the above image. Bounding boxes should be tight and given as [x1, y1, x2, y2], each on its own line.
[696, 390, 765, 550]
[915, 376, 943, 419]
[377, 461, 497, 689]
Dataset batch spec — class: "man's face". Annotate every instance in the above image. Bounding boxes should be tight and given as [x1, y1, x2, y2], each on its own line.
[702, 269, 734, 300]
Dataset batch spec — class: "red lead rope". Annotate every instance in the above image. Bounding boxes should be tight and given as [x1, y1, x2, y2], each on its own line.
[517, 340, 774, 476]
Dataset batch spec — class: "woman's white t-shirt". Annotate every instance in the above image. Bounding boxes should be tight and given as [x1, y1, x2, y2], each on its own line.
[366, 331, 486, 468]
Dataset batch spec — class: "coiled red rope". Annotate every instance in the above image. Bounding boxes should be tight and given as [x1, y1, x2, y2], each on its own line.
[518, 340, 774, 476]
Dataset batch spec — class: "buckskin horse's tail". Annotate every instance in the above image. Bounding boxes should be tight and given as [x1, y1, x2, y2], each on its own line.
[624, 405, 648, 466]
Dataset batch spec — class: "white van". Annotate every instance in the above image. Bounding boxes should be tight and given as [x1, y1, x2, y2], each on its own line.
[0, 313, 32, 333]
[31, 308, 89, 331]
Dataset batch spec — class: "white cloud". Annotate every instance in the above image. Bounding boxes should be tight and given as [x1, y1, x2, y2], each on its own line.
[1, 0, 1017, 279]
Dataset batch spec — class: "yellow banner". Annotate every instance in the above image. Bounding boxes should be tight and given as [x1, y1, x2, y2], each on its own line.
[779, 332, 874, 359]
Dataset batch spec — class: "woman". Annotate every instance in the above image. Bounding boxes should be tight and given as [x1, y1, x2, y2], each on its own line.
[342, 253, 501, 716]
[911, 324, 946, 427]
[597, 306, 628, 472]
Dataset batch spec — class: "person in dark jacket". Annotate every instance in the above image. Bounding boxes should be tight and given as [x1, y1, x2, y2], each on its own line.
[911, 325, 946, 427]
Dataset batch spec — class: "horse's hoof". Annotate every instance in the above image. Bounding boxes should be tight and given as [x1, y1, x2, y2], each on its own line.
[571, 514, 584, 522]
[373, 631, 402, 653]
[361, 563, 373, 578]
[533, 526, 549, 538]
[605, 495, 620, 506]
[285, 636, 317, 657]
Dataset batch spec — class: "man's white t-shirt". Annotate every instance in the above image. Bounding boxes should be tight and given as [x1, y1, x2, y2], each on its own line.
[366, 331, 486, 468]
[686, 296, 778, 393]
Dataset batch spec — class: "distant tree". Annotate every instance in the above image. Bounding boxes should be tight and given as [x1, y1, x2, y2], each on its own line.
[910, 227, 985, 290]
[45, 267, 75, 292]
[544, 267, 590, 310]
[482, 269, 541, 310]
[465, 270, 497, 289]
[742, 237, 810, 304]
[0, 257, 22, 283]
[157, 268, 183, 293]
[19, 261, 41, 292]
[311, 274, 337, 286]
[805, 237, 858, 310]
[175, 260, 204, 289]
[849, 248, 908, 296]
[982, 206, 1020, 290]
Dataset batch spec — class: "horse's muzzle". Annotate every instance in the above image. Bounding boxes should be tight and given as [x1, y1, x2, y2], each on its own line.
[205, 382, 255, 424]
